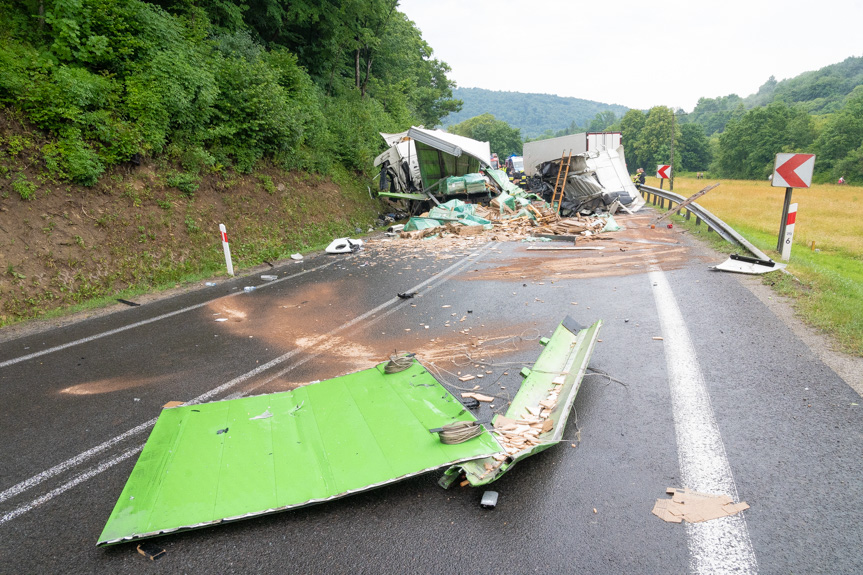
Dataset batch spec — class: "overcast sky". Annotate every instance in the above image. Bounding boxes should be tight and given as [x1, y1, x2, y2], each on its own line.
[398, 0, 862, 113]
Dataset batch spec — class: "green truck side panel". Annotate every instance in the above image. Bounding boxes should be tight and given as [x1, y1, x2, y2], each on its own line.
[442, 318, 602, 487]
[98, 360, 501, 546]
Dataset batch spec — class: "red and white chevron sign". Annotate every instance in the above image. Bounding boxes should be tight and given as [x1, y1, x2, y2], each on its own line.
[772, 153, 815, 188]
[656, 165, 671, 179]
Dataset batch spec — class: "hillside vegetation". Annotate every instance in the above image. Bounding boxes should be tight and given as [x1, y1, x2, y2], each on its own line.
[0, 0, 460, 324]
[442, 87, 628, 139]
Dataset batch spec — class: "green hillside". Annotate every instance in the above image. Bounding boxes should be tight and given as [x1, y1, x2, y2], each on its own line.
[442, 87, 629, 139]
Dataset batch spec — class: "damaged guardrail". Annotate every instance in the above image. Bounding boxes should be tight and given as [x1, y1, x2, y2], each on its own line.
[638, 184, 786, 274]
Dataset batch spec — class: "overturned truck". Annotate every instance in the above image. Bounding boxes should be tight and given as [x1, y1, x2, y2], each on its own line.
[523, 132, 645, 215]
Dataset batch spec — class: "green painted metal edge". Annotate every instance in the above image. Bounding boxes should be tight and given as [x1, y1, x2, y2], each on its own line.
[440, 317, 602, 487]
[98, 360, 501, 546]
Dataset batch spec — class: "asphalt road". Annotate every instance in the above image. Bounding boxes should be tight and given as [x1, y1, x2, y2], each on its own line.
[1, 213, 861, 574]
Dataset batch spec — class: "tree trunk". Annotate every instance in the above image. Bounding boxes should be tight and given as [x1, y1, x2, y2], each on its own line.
[355, 48, 361, 90]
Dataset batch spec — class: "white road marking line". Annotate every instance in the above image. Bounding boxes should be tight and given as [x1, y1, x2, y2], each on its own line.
[650, 268, 758, 575]
[0, 446, 143, 526]
[0, 259, 338, 369]
[0, 244, 496, 520]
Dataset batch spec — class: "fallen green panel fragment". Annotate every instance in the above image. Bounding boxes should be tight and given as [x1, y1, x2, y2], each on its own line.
[441, 317, 602, 487]
[376, 191, 429, 201]
[98, 360, 501, 546]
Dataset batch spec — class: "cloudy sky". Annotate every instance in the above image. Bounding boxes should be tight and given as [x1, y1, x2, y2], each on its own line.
[398, 0, 862, 112]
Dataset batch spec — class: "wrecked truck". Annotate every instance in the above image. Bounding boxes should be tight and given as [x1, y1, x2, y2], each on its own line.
[374, 127, 493, 212]
[523, 132, 645, 216]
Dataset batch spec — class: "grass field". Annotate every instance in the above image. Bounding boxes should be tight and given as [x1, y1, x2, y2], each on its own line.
[643, 176, 863, 356]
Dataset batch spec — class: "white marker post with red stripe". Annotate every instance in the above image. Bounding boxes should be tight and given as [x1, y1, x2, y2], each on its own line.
[780, 203, 798, 261]
[219, 224, 234, 276]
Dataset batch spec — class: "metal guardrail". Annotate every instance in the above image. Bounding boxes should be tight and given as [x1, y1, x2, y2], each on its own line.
[637, 184, 773, 262]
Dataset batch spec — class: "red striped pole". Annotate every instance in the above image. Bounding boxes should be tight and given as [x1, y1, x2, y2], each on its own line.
[219, 224, 234, 276]
[780, 203, 797, 261]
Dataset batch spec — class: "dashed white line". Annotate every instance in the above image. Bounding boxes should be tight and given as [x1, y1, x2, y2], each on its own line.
[650, 268, 758, 574]
[0, 259, 338, 369]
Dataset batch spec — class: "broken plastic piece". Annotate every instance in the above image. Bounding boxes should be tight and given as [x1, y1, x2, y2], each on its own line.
[290, 253, 303, 260]
[480, 491, 499, 509]
[261, 275, 277, 281]
[325, 238, 364, 254]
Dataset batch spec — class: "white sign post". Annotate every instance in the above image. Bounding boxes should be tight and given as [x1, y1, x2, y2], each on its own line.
[219, 223, 234, 276]
[780, 203, 797, 261]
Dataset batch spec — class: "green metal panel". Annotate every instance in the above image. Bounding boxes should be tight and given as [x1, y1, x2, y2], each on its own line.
[441, 317, 602, 487]
[98, 360, 501, 546]
[415, 141, 481, 192]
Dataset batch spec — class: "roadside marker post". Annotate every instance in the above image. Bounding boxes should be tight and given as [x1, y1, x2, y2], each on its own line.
[780, 203, 798, 261]
[219, 224, 234, 276]
[772, 153, 815, 253]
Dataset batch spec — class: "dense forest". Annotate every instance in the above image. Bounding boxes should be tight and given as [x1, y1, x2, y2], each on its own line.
[0, 0, 460, 188]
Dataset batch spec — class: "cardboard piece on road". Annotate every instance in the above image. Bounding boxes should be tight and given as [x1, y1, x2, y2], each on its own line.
[98, 360, 502, 546]
[652, 487, 750, 523]
[161, 401, 184, 409]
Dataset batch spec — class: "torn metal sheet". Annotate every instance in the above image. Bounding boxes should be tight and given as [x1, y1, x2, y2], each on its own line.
[98, 360, 502, 546]
[440, 317, 602, 487]
[712, 253, 787, 275]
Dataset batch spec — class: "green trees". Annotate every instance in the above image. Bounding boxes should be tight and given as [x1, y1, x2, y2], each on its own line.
[813, 86, 863, 183]
[0, 0, 462, 185]
[715, 102, 816, 180]
[447, 114, 522, 157]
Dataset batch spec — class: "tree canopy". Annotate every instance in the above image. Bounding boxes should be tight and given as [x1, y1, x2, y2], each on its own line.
[447, 114, 522, 157]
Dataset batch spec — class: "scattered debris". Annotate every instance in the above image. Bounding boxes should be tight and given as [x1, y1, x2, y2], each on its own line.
[162, 401, 184, 409]
[441, 317, 602, 487]
[652, 487, 749, 523]
[261, 275, 277, 281]
[116, 299, 140, 307]
[290, 253, 303, 261]
[397, 291, 418, 299]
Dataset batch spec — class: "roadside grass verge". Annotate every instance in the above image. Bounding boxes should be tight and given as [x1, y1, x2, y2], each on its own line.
[648, 176, 863, 356]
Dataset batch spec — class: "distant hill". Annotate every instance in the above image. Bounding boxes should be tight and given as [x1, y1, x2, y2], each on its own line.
[743, 56, 863, 114]
[687, 55, 863, 135]
[441, 87, 629, 139]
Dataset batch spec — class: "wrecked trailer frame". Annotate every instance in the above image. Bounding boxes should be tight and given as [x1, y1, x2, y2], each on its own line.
[639, 184, 787, 274]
